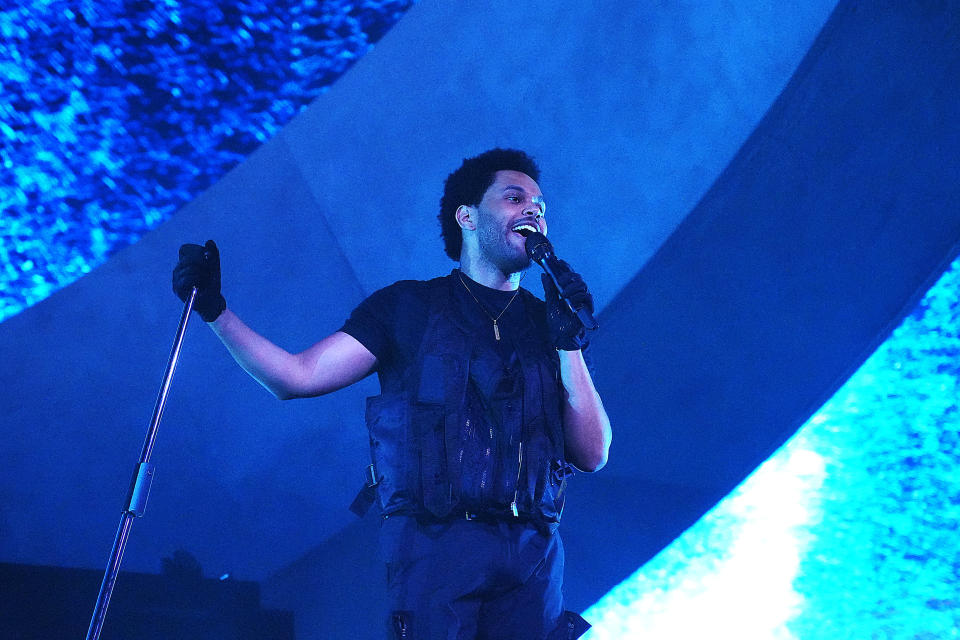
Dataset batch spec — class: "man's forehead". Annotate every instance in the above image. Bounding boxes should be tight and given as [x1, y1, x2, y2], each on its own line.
[490, 170, 543, 196]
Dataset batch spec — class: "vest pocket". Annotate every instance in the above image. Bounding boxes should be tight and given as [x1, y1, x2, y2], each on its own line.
[411, 403, 452, 517]
[415, 354, 447, 404]
[366, 395, 411, 514]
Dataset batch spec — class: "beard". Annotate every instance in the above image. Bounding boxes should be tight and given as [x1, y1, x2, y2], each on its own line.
[477, 223, 532, 275]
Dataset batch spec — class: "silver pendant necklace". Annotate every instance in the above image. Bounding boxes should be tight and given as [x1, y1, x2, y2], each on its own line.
[457, 269, 521, 341]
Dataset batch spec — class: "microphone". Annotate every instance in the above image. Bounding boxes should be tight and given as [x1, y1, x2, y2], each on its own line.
[523, 231, 598, 330]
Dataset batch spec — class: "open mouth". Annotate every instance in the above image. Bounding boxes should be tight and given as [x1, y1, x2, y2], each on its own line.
[511, 222, 540, 237]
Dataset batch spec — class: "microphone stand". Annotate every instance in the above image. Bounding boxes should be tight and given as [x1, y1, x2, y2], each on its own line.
[86, 287, 197, 640]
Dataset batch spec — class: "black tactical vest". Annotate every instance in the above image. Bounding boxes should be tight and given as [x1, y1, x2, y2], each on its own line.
[365, 275, 570, 528]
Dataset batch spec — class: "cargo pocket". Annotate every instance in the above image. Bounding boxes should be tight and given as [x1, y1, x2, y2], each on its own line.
[412, 403, 449, 517]
[366, 395, 410, 513]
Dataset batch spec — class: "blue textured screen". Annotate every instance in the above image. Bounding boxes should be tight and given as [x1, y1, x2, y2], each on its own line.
[584, 258, 960, 638]
[0, 0, 413, 322]
[4, 3, 959, 637]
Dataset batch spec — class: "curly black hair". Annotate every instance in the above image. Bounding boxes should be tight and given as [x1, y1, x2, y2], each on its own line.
[438, 148, 541, 260]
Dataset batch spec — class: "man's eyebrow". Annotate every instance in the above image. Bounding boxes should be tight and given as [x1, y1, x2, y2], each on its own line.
[501, 185, 544, 199]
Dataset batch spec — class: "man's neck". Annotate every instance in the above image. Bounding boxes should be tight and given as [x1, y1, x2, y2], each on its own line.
[459, 256, 523, 291]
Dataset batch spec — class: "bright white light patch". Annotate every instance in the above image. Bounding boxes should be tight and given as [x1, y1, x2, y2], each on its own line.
[583, 258, 959, 639]
[583, 439, 825, 639]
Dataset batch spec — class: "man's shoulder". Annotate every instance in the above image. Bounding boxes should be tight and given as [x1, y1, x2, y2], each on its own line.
[374, 273, 452, 295]
[362, 273, 453, 308]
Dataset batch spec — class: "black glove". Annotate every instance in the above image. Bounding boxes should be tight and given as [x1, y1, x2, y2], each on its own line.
[542, 261, 594, 351]
[172, 239, 226, 322]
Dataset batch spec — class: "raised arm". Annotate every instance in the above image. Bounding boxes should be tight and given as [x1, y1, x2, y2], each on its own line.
[209, 310, 376, 399]
[540, 268, 612, 472]
[558, 349, 611, 472]
[172, 240, 376, 400]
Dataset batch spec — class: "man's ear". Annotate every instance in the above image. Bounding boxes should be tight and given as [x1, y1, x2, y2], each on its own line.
[455, 205, 476, 231]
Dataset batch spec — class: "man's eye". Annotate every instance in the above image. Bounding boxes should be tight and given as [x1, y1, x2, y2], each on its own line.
[507, 195, 521, 202]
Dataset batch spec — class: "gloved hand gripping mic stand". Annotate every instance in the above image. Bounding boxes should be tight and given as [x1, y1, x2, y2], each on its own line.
[85, 286, 197, 640]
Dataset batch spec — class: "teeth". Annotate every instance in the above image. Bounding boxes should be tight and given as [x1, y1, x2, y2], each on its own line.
[513, 223, 538, 236]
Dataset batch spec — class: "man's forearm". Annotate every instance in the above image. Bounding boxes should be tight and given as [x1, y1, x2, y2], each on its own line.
[558, 349, 612, 472]
[209, 309, 377, 400]
[209, 309, 307, 399]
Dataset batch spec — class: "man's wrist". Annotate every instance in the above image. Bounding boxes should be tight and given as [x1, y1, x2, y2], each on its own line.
[197, 294, 226, 323]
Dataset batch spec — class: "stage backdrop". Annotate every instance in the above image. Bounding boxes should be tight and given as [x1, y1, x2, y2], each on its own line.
[3, 1, 960, 638]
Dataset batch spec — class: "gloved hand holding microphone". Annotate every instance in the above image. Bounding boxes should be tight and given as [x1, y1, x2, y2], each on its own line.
[523, 231, 597, 351]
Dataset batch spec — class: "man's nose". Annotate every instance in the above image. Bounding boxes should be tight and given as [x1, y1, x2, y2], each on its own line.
[523, 205, 542, 218]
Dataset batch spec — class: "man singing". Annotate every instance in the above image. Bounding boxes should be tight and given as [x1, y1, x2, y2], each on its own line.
[173, 148, 611, 639]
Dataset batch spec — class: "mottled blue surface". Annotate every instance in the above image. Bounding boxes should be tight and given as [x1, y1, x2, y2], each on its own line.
[4, 3, 959, 636]
[0, 0, 413, 322]
[584, 258, 960, 638]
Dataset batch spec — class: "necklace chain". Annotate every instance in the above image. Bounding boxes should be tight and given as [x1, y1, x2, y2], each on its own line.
[457, 269, 521, 341]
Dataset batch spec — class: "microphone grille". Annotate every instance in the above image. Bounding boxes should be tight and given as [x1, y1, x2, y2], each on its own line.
[524, 231, 551, 260]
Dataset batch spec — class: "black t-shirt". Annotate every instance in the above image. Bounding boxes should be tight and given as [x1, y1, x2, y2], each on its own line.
[340, 270, 538, 381]
[341, 270, 545, 511]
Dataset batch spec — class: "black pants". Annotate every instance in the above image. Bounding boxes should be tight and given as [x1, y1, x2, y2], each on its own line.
[379, 516, 588, 640]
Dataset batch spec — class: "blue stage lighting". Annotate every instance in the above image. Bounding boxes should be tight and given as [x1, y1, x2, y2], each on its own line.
[0, 0, 414, 323]
[584, 258, 960, 638]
